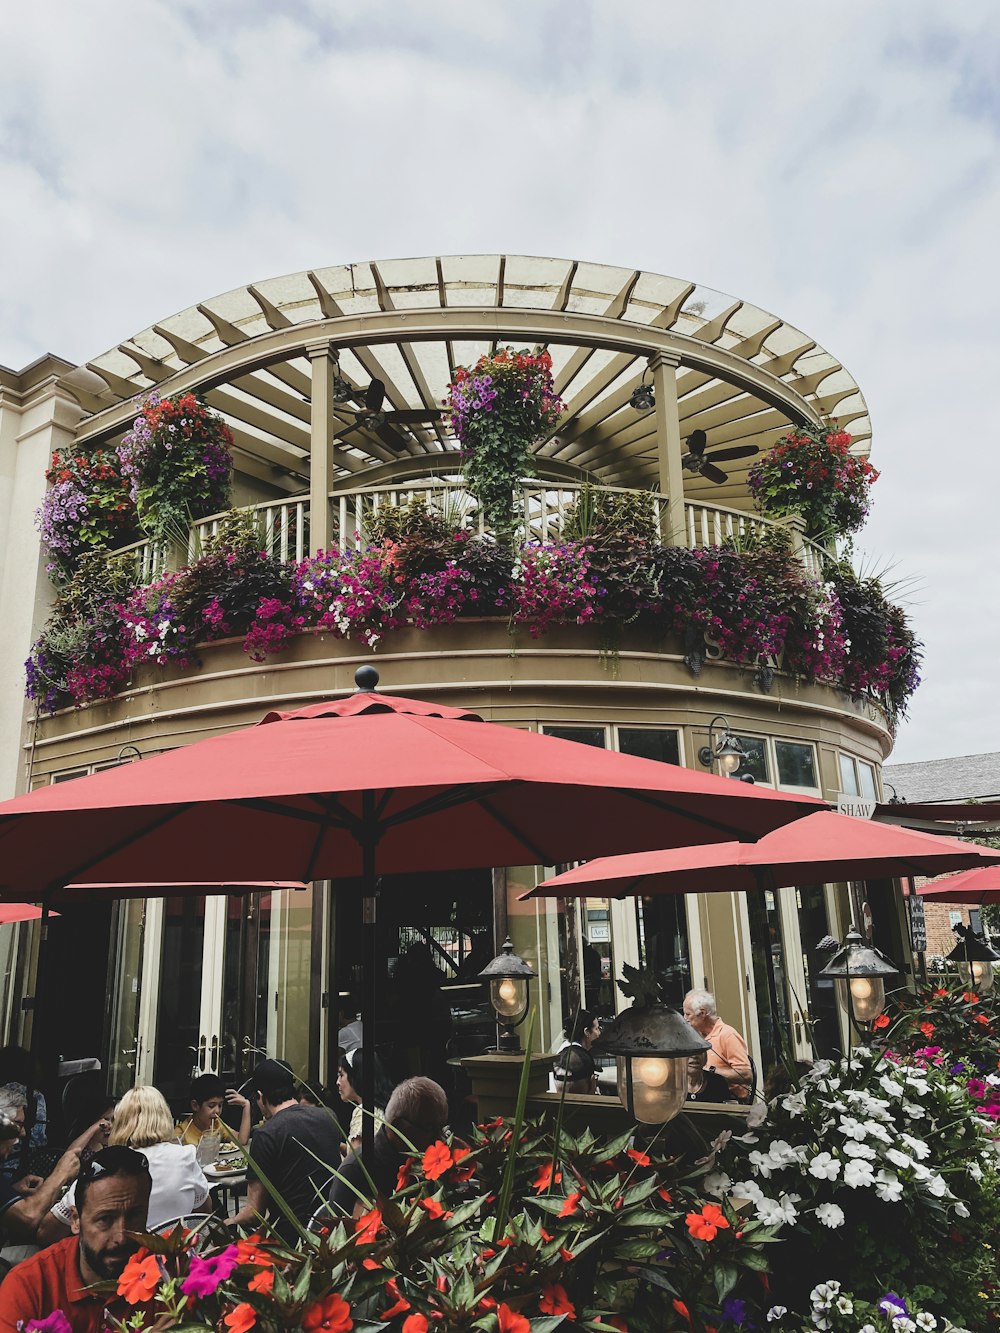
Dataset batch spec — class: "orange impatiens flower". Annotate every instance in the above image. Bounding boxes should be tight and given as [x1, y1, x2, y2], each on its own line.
[539, 1283, 576, 1318]
[873, 1013, 890, 1031]
[354, 1207, 383, 1245]
[422, 1141, 454, 1180]
[380, 1278, 411, 1319]
[117, 1250, 161, 1305]
[248, 1268, 274, 1295]
[419, 1195, 452, 1220]
[919, 1021, 935, 1038]
[685, 1202, 730, 1242]
[497, 1305, 531, 1333]
[235, 1235, 274, 1268]
[302, 1293, 353, 1333]
[402, 1316, 429, 1333]
[626, 1147, 651, 1167]
[559, 1190, 582, 1217]
[532, 1162, 562, 1193]
[223, 1304, 257, 1333]
[673, 1299, 693, 1326]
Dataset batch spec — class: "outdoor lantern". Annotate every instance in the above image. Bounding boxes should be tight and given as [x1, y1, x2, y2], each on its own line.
[946, 924, 1000, 994]
[595, 997, 710, 1124]
[818, 925, 899, 1036]
[628, 380, 655, 413]
[697, 715, 745, 777]
[479, 937, 536, 1053]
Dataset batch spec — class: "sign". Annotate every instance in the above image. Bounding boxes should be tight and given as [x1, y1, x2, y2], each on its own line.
[908, 894, 927, 954]
[837, 794, 877, 820]
[588, 923, 611, 943]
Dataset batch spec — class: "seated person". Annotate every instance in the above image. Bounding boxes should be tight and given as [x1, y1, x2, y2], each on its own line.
[686, 1049, 732, 1103]
[683, 989, 753, 1101]
[226, 1060, 343, 1243]
[326, 1076, 449, 1220]
[552, 1011, 601, 1094]
[335, 1049, 388, 1155]
[0, 1086, 90, 1246]
[0, 1146, 152, 1333]
[177, 1074, 251, 1148]
[40, 1085, 211, 1243]
[0, 1048, 47, 1183]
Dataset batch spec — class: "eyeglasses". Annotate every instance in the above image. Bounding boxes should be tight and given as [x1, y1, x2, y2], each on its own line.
[80, 1146, 152, 1182]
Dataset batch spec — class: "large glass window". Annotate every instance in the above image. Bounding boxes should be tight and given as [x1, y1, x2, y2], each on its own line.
[775, 741, 818, 790]
[617, 728, 681, 765]
[746, 888, 790, 1076]
[734, 735, 770, 783]
[543, 726, 606, 748]
[857, 762, 878, 799]
[635, 894, 692, 1010]
[838, 753, 860, 795]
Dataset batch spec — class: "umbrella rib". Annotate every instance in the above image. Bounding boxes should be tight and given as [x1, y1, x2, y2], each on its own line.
[232, 797, 358, 832]
[476, 796, 550, 865]
[380, 782, 509, 830]
[46, 803, 196, 888]
[624, 788, 777, 840]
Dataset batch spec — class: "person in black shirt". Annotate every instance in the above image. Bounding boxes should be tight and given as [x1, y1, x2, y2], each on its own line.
[686, 1049, 732, 1103]
[226, 1060, 342, 1242]
[552, 1011, 601, 1094]
[326, 1077, 449, 1220]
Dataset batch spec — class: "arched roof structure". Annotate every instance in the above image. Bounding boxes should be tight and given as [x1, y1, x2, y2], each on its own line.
[63, 255, 871, 507]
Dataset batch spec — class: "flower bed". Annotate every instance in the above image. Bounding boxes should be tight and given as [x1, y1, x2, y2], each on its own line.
[24, 506, 922, 720]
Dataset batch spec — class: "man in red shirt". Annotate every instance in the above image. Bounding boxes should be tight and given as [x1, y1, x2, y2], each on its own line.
[0, 1146, 152, 1333]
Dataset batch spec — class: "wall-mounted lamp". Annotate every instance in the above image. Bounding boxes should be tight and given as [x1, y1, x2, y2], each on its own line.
[697, 716, 745, 777]
[628, 374, 655, 413]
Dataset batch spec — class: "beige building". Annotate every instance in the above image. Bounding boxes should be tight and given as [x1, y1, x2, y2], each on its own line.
[0, 256, 912, 1106]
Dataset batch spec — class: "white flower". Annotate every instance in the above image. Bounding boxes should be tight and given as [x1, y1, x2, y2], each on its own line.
[838, 1116, 868, 1140]
[843, 1140, 877, 1159]
[746, 1101, 769, 1127]
[863, 1119, 893, 1142]
[915, 1314, 937, 1330]
[879, 1074, 905, 1098]
[900, 1133, 930, 1161]
[836, 1298, 855, 1315]
[809, 1152, 841, 1180]
[874, 1169, 903, 1202]
[730, 1178, 765, 1203]
[885, 1148, 913, 1170]
[767, 1139, 803, 1167]
[926, 1173, 948, 1198]
[767, 1308, 788, 1322]
[815, 1202, 846, 1228]
[781, 1091, 808, 1118]
[902, 1101, 924, 1116]
[859, 1325, 878, 1333]
[133, 623, 147, 641]
[702, 1171, 731, 1198]
[969, 1161, 983, 1181]
[893, 1319, 916, 1333]
[810, 1281, 841, 1309]
[843, 1158, 876, 1189]
[756, 1193, 799, 1227]
[954, 1201, 970, 1218]
[748, 1150, 774, 1178]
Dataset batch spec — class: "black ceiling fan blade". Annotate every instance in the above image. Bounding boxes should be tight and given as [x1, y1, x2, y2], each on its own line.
[701, 462, 729, 484]
[705, 445, 759, 464]
[686, 429, 708, 456]
[375, 421, 410, 452]
[334, 420, 364, 441]
[365, 378, 386, 412]
[384, 409, 443, 425]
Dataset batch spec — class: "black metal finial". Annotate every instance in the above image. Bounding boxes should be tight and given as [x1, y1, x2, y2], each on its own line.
[355, 665, 380, 692]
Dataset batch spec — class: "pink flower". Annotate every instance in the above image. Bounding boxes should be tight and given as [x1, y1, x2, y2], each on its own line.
[181, 1245, 240, 1298]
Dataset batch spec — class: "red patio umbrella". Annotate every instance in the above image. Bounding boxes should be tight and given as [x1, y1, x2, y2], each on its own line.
[917, 866, 1000, 904]
[0, 667, 822, 1151]
[0, 904, 56, 925]
[524, 810, 1000, 899]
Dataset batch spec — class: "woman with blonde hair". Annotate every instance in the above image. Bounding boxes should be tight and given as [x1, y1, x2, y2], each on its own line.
[39, 1085, 211, 1242]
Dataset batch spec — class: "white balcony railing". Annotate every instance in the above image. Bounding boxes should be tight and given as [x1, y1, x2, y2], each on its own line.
[117, 481, 830, 584]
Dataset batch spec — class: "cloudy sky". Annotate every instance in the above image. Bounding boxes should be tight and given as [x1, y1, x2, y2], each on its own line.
[2, 1, 997, 766]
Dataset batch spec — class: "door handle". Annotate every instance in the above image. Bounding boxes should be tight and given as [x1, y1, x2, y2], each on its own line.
[793, 1010, 803, 1043]
[211, 1035, 220, 1072]
[197, 1035, 207, 1072]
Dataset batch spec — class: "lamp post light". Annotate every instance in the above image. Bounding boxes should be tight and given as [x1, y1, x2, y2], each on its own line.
[697, 715, 745, 778]
[595, 995, 710, 1125]
[479, 938, 536, 1053]
[818, 925, 899, 1039]
[946, 923, 999, 995]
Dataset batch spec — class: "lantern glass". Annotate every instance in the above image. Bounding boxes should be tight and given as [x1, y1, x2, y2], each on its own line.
[491, 975, 527, 1022]
[958, 959, 995, 994]
[616, 1053, 687, 1124]
[838, 974, 886, 1027]
[718, 750, 741, 775]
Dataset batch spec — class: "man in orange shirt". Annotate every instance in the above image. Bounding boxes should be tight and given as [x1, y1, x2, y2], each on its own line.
[0, 1147, 152, 1333]
[683, 988, 753, 1101]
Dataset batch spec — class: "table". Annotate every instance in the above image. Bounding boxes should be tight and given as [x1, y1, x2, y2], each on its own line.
[206, 1168, 247, 1217]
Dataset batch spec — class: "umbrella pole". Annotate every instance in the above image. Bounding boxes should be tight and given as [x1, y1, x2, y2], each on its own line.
[360, 799, 378, 1163]
[29, 898, 51, 1073]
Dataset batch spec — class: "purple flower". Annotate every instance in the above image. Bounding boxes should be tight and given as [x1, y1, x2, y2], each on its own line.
[24, 1313, 73, 1333]
[181, 1244, 239, 1298]
[722, 1297, 748, 1325]
[878, 1294, 909, 1319]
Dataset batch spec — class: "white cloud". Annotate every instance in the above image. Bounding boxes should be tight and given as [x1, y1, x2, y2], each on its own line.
[2, 0, 998, 762]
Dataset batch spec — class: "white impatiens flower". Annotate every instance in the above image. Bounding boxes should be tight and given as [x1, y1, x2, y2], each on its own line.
[969, 1161, 983, 1182]
[756, 1193, 799, 1227]
[767, 1139, 804, 1168]
[879, 1074, 906, 1098]
[729, 1179, 765, 1203]
[808, 1152, 841, 1181]
[899, 1133, 930, 1160]
[862, 1119, 893, 1143]
[874, 1170, 903, 1202]
[781, 1091, 808, 1118]
[843, 1140, 877, 1160]
[859, 1325, 878, 1333]
[843, 1158, 876, 1189]
[746, 1101, 769, 1128]
[954, 1201, 970, 1219]
[915, 1315, 937, 1332]
[926, 1173, 949, 1198]
[766, 1307, 787, 1322]
[814, 1202, 846, 1228]
[837, 1116, 868, 1140]
[748, 1150, 775, 1178]
[885, 1148, 913, 1171]
[702, 1171, 731, 1198]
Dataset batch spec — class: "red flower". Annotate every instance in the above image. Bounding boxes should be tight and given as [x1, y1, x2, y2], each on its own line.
[673, 1299, 693, 1326]
[354, 1207, 382, 1244]
[607, 1319, 629, 1332]
[419, 1195, 452, 1220]
[224, 1304, 257, 1333]
[873, 1013, 890, 1031]
[402, 1318, 428, 1333]
[380, 1278, 411, 1319]
[626, 1147, 651, 1167]
[976, 1013, 992, 1027]
[559, 1190, 582, 1217]
[422, 1141, 454, 1180]
[539, 1283, 575, 1318]
[686, 1203, 730, 1242]
[117, 1251, 160, 1304]
[533, 1162, 562, 1193]
[396, 1157, 415, 1190]
[559, 1246, 575, 1262]
[248, 1269, 274, 1295]
[919, 1021, 935, 1038]
[303, 1294, 353, 1333]
[235, 1236, 274, 1268]
[657, 1186, 673, 1203]
[497, 1305, 531, 1333]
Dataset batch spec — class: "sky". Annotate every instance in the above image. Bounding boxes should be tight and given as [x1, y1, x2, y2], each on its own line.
[2, 0, 998, 766]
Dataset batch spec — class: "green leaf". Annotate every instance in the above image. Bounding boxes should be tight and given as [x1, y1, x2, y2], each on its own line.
[713, 1262, 739, 1302]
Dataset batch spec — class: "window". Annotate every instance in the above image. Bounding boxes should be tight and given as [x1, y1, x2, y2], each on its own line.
[542, 726, 606, 748]
[857, 762, 878, 799]
[949, 910, 963, 927]
[774, 741, 818, 789]
[617, 728, 681, 766]
[734, 735, 770, 783]
[838, 753, 860, 796]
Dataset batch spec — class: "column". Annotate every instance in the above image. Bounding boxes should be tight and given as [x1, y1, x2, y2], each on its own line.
[306, 340, 335, 554]
[649, 351, 687, 547]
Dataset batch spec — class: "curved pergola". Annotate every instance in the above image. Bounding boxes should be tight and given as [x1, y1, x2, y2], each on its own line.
[62, 255, 871, 540]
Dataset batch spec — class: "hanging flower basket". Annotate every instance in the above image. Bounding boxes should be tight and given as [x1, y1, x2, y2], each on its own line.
[747, 425, 878, 540]
[446, 348, 563, 541]
[34, 446, 138, 583]
[118, 392, 234, 543]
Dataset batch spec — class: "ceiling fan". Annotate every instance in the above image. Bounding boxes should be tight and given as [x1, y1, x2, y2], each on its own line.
[332, 374, 442, 452]
[681, 429, 758, 484]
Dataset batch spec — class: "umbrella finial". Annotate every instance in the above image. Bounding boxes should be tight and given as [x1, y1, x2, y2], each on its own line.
[354, 665, 380, 693]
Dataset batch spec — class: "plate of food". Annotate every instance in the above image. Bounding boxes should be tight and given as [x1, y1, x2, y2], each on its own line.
[206, 1160, 245, 1178]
